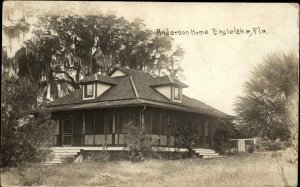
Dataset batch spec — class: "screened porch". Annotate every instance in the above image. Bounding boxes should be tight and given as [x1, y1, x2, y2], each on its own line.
[53, 106, 217, 148]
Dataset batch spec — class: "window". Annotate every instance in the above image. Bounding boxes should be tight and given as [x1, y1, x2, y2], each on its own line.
[105, 113, 113, 134]
[144, 110, 152, 133]
[84, 112, 94, 134]
[95, 111, 105, 134]
[119, 110, 129, 133]
[84, 84, 94, 98]
[129, 110, 139, 127]
[173, 86, 181, 101]
[161, 111, 169, 135]
[152, 109, 160, 134]
[73, 112, 83, 135]
[168, 113, 176, 135]
[204, 121, 209, 136]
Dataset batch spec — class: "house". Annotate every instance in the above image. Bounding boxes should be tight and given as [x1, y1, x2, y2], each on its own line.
[47, 67, 232, 150]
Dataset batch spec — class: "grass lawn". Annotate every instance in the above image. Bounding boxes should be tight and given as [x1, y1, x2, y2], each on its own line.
[1, 152, 297, 186]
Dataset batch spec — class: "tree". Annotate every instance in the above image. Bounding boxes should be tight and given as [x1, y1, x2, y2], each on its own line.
[175, 117, 198, 158]
[7, 14, 184, 100]
[1, 74, 54, 167]
[234, 52, 298, 141]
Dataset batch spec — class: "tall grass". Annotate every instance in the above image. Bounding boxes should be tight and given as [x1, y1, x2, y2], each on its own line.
[1, 152, 297, 186]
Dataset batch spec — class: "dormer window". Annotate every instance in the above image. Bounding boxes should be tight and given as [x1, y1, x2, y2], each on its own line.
[172, 86, 182, 102]
[174, 87, 180, 100]
[84, 83, 94, 98]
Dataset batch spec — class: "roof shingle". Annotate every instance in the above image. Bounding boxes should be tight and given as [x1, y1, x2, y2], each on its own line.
[48, 67, 231, 118]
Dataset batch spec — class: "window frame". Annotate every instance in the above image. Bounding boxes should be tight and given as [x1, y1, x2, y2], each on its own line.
[84, 83, 94, 98]
[173, 86, 181, 101]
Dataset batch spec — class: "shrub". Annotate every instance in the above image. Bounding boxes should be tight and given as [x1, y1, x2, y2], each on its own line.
[125, 121, 154, 162]
[256, 137, 290, 151]
[213, 120, 239, 154]
[213, 130, 231, 154]
[1, 76, 54, 167]
[248, 145, 255, 153]
[175, 118, 198, 158]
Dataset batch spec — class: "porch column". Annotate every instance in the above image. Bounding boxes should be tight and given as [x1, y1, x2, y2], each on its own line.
[82, 112, 85, 146]
[203, 120, 207, 147]
[113, 112, 116, 145]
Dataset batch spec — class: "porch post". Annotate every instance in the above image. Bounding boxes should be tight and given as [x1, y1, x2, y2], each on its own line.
[113, 112, 116, 133]
[93, 110, 96, 145]
[83, 112, 85, 146]
[203, 120, 206, 147]
[112, 111, 116, 145]
[211, 121, 214, 148]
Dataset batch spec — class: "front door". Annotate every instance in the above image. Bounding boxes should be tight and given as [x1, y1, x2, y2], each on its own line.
[63, 119, 73, 146]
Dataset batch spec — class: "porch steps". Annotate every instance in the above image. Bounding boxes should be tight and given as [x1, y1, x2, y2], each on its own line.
[193, 148, 222, 158]
[45, 148, 81, 165]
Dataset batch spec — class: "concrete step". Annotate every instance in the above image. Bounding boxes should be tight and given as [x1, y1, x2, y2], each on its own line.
[45, 148, 81, 165]
[53, 152, 79, 156]
[193, 148, 221, 159]
[194, 149, 216, 152]
[194, 151, 216, 154]
[53, 150, 81, 153]
[197, 153, 219, 156]
[52, 147, 82, 149]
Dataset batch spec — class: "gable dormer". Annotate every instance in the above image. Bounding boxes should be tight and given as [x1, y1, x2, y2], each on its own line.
[78, 74, 117, 100]
[110, 69, 126, 77]
[150, 76, 188, 103]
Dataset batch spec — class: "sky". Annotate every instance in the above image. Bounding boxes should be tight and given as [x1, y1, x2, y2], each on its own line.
[3, 2, 299, 115]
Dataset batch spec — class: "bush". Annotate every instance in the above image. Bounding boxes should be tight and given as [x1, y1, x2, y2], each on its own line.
[256, 137, 290, 151]
[213, 130, 231, 154]
[125, 121, 154, 162]
[175, 118, 198, 158]
[1, 76, 55, 167]
[213, 120, 239, 154]
[248, 145, 255, 153]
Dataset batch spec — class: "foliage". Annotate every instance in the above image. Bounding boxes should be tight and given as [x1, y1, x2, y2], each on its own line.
[175, 118, 198, 158]
[4, 14, 184, 100]
[213, 131, 231, 154]
[234, 52, 298, 141]
[1, 74, 55, 167]
[84, 150, 110, 163]
[255, 137, 290, 152]
[213, 120, 239, 154]
[125, 121, 155, 162]
[248, 145, 255, 153]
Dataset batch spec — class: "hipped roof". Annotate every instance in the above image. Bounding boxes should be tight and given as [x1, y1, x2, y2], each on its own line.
[47, 67, 232, 119]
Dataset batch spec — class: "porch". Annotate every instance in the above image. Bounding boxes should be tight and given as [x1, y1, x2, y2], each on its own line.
[52, 106, 219, 149]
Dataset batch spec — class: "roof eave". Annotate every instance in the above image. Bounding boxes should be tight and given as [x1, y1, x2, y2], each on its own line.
[150, 83, 189, 88]
[78, 80, 117, 86]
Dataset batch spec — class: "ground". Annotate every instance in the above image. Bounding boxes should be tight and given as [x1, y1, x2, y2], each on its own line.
[1, 152, 297, 187]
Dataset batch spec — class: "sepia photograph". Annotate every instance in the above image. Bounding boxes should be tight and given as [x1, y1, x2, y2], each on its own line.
[1, 2, 299, 186]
